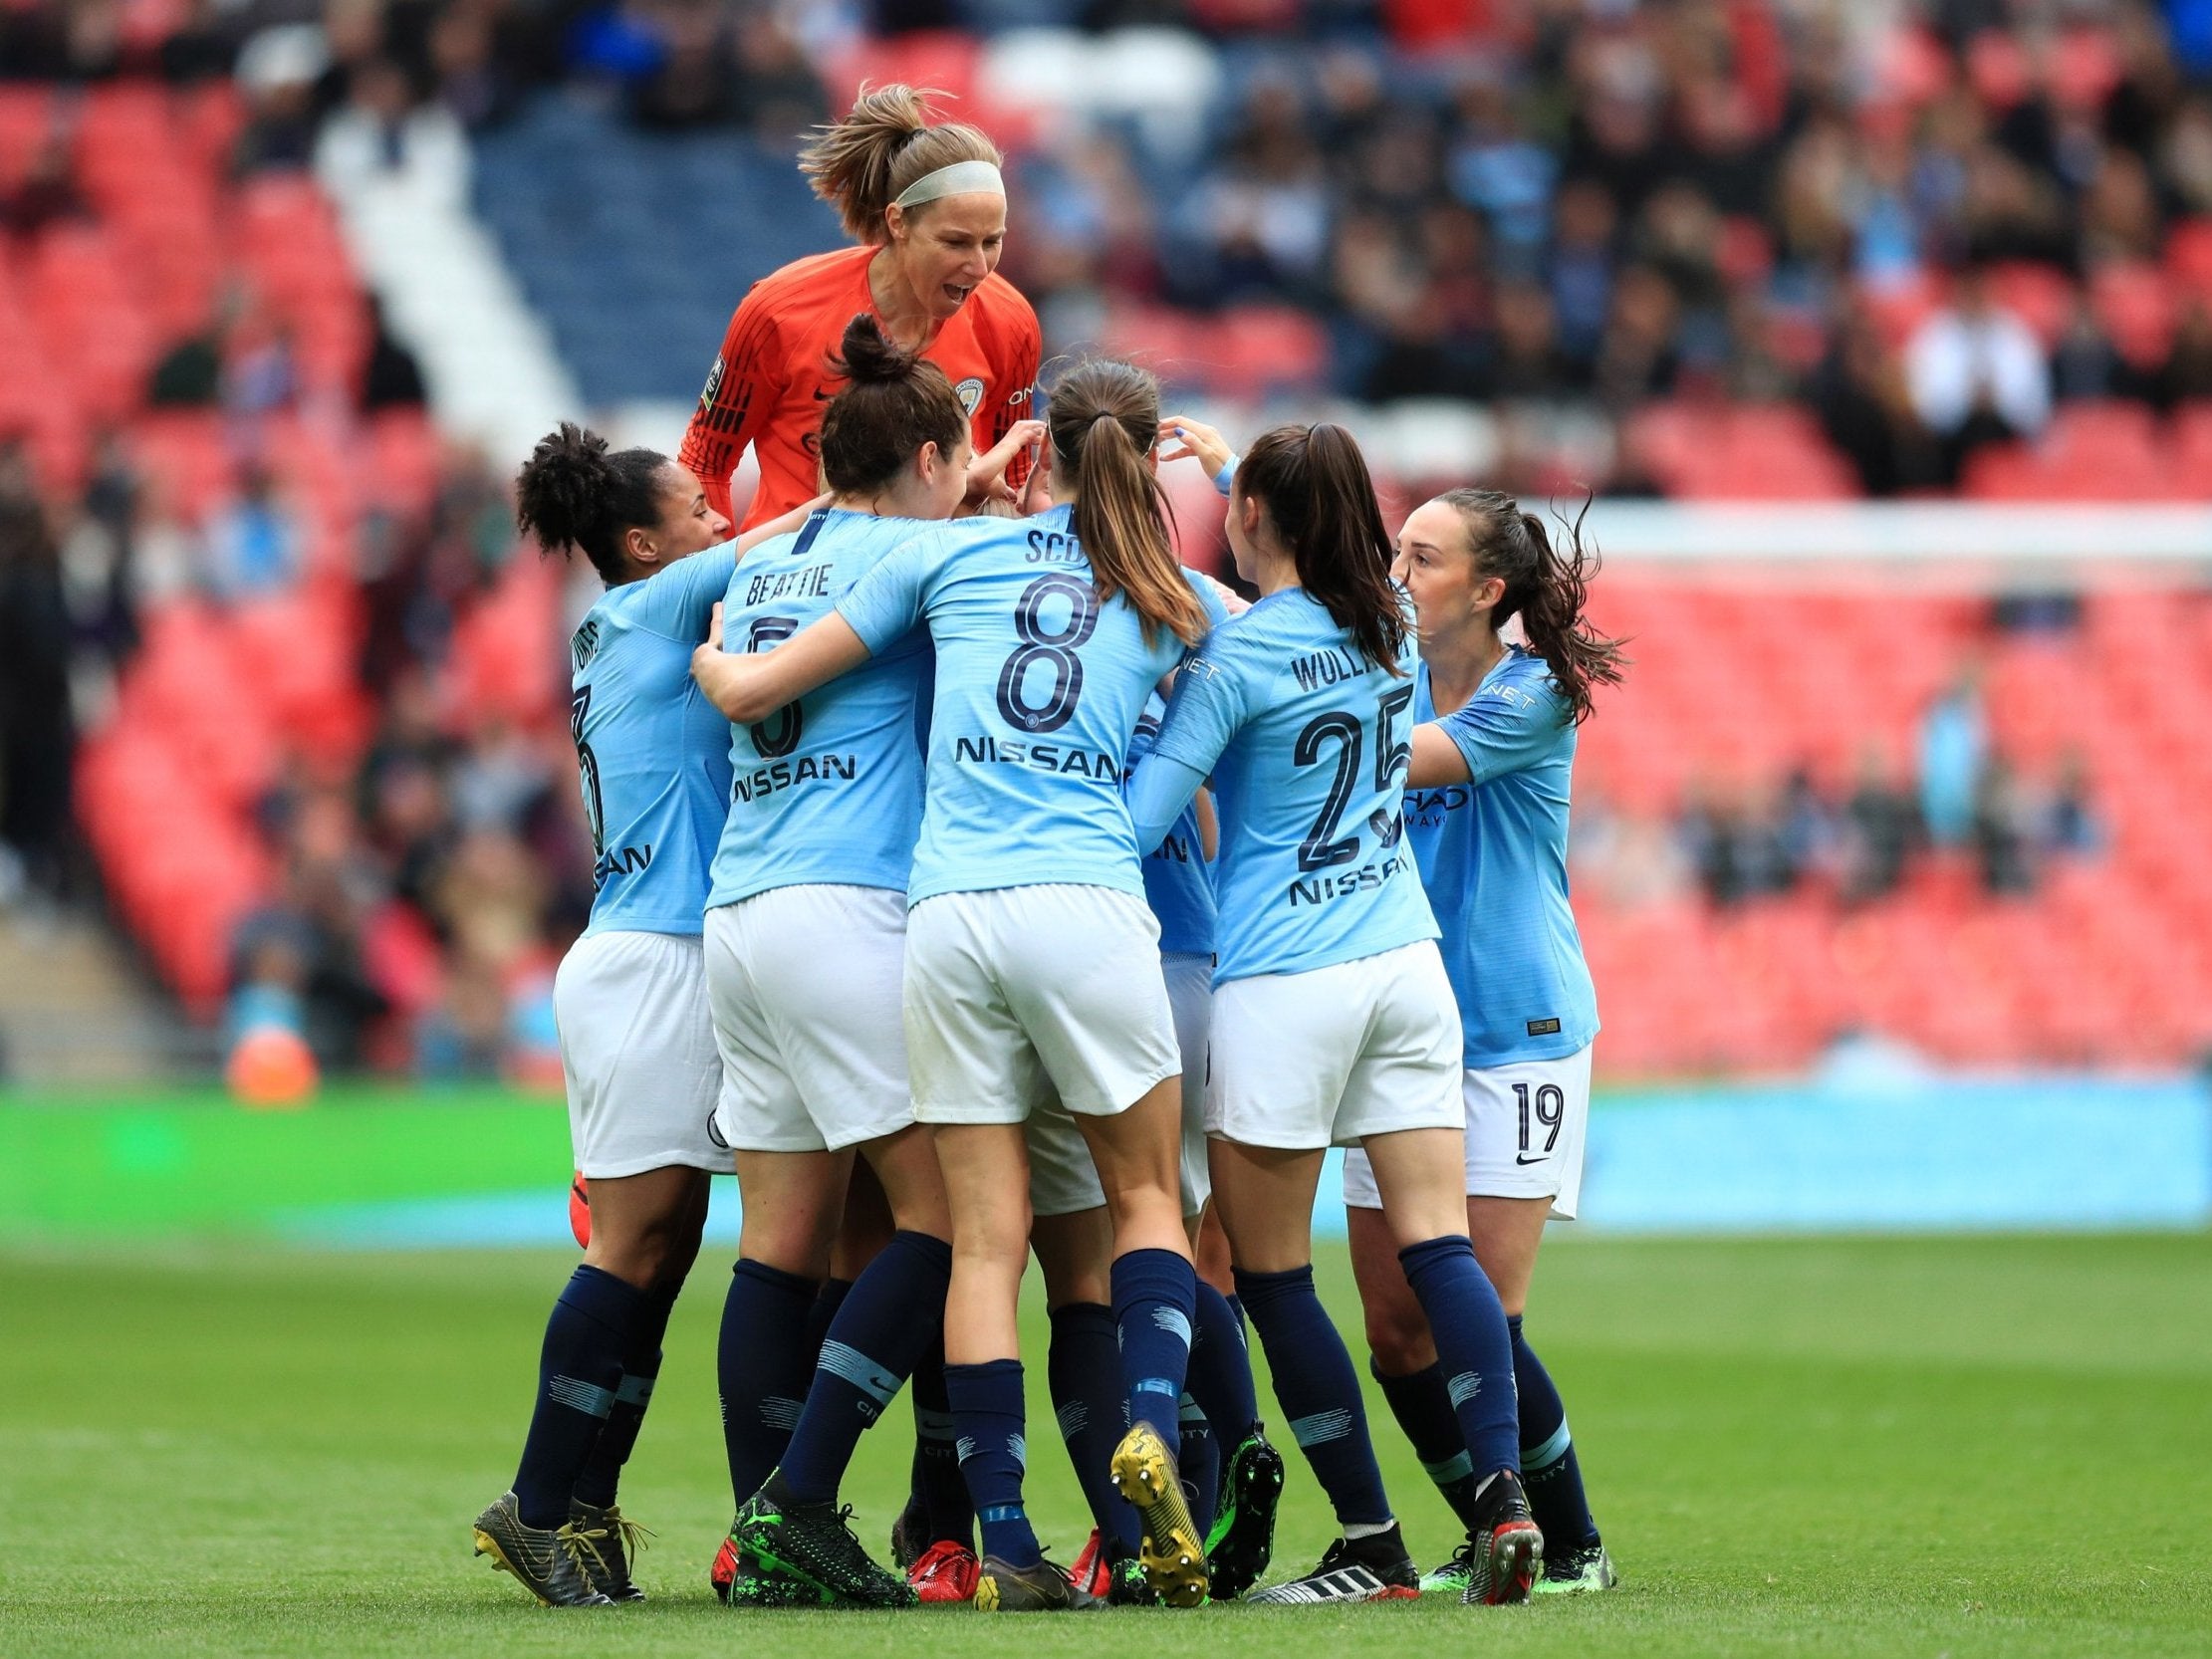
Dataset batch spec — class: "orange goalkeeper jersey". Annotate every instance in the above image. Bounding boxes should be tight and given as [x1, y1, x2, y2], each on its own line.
[679, 245, 1042, 531]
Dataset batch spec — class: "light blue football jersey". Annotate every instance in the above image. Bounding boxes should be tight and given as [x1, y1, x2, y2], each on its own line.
[570, 546, 737, 937]
[1129, 691, 1214, 956]
[707, 509, 933, 907]
[1402, 647, 1598, 1066]
[837, 504, 1226, 905]
[1149, 588, 1436, 983]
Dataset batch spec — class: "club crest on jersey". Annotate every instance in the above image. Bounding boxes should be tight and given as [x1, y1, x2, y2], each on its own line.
[696, 354, 725, 414]
[953, 376, 985, 417]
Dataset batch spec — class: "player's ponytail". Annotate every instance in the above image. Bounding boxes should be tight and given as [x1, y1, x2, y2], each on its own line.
[1235, 423, 1406, 675]
[1048, 358, 1207, 648]
[1433, 489, 1627, 724]
[819, 314, 969, 497]
[800, 84, 1003, 245]
[515, 422, 667, 587]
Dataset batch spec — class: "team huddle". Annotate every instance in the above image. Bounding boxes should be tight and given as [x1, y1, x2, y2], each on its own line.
[468, 85, 1626, 1616]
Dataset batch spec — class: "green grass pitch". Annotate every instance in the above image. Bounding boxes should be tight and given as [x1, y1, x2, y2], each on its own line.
[4, 1232, 2208, 1657]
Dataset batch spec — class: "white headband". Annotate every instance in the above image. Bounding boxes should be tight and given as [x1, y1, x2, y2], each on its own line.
[893, 159, 1006, 209]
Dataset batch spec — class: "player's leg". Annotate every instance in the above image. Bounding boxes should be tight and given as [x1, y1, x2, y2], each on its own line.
[1159, 952, 1268, 1562]
[1469, 1043, 1612, 1592]
[474, 930, 715, 1607]
[1070, 1061, 1211, 1607]
[712, 884, 943, 1605]
[1212, 1136, 1412, 1602]
[743, 1125, 952, 1608]
[902, 890, 1084, 1611]
[1002, 883, 1206, 1606]
[1204, 957, 1411, 1603]
[938, 1121, 1078, 1609]
[1031, 1195, 1144, 1597]
[564, 1164, 711, 1599]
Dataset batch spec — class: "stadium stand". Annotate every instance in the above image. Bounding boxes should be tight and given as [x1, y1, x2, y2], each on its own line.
[3, 1, 2210, 1080]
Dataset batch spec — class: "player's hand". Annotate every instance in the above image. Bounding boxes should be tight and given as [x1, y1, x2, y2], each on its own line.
[701, 600, 724, 653]
[1158, 415, 1233, 477]
[965, 419, 1048, 510]
[1018, 437, 1055, 516]
[1201, 571, 1251, 615]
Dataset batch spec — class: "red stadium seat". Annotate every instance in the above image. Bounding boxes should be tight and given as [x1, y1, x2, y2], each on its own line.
[2167, 218, 2212, 299]
[2089, 262, 2176, 367]
[1988, 262, 2076, 349]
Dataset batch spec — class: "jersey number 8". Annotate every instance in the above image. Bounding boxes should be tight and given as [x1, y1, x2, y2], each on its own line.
[996, 574, 1098, 734]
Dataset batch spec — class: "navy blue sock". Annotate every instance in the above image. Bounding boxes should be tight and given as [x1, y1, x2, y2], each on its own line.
[1185, 1280, 1261, 1443]
[1233, 1265, 1391, 1529]
[572, 1278, 678, 1510]
[1511, 1314, 1600, 1549]
[1398, 1237, 1519, 1479]
[946, 1358, 1041, 1567]
[1048, 1302, 1140, 1556]
[907, 1327, 974, 1545]
[1371, 1360, 1484, 1530]
[513, 1266, 642, 1528]
[1110, 1248, 1196, 1446]
[718, 1258, 817, 1508]
[803, 1276, 854, 1369]
[780, 1232, 952, 1505]
[1178, 1393, 1219, 1539]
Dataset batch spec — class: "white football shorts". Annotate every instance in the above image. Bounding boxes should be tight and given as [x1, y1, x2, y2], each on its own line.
[1342, 1042, 1594, 1220]
[1025, 948, 1215, 1220]
[555, 927, 725, 1179]
[904, 884, 1181, 1125]
[1207, 941, 1462, 1150]
[704, 884, 914, 1154]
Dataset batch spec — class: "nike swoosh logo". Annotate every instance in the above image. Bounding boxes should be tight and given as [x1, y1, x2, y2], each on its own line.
[1515, 1153, 1548, 1165]
[811, 386, 834, 400]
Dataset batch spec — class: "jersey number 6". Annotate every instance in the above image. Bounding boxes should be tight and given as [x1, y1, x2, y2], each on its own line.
[996, 574, 1098, 734]
[744, 616, 806, 759]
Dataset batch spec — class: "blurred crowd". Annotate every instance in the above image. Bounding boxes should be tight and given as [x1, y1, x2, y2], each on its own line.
[1572, 648, 2107, 916]
[2, 0, 2200, 1075]
[0, 420, 595, 1078]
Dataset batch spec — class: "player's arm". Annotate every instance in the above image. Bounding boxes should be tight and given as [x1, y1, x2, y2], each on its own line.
[1126, 640, 1246, 850]
[690, 602, 871, 723]
[1405, 680, 1564, 789]
[679, 289, 783, 526]
[1125, 754, 1210, 855]
[984, 301, 1043, 496]
[960, 419, 1047, 515]
[695, 527, 938, 718]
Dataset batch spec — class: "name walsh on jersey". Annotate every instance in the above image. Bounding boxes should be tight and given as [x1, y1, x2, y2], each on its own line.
[732, 752, 860, 804]
[954, 735, 1118, 778]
